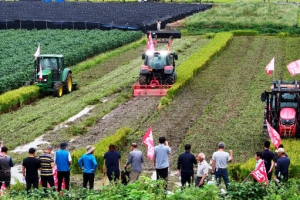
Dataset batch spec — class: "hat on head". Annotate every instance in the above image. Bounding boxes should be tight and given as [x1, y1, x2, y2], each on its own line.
[86, 145, 95, 154]
[60, 142, 68, 149]
[46, 145, 53, 150]
[29, 147, 36, 154]
[218, 142, 225, 148]
[276, 148, 285, 153]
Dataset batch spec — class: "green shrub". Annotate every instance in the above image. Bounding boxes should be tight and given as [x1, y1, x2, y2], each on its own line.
[232, 29, 259, 36]
[205, 32, 216, 39]
[277, 32, 290, 38]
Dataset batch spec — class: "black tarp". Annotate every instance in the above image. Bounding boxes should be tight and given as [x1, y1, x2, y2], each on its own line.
[0, 2, 212, 32]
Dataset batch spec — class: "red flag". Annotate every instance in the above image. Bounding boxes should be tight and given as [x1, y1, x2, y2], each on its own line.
[251, 161, 268, 185]
[34, 44, 40, 60]
[287, 60, 300, 76]
[142, 127, 154, 160]
[266, 120, 281, 149]
[146, 33, 155, 52]
[265, 57, 274, 75]
[39, 64, 43, 81]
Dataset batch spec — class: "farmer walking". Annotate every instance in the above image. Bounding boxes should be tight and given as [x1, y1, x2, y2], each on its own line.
[78, 145, 98, 189]
[211, 142, 233, 190]
[177, 144, 197, 188]
[22, 148, 41, 193]
[104, 144, 121, 182]
[55, 142, 72, 191]
[0, 146, 14, 189]
[124, 143, 144, 183]
[39, 145, 55, 192]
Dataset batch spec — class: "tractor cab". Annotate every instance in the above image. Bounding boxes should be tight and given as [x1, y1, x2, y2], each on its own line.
[31, 54, 78, 97]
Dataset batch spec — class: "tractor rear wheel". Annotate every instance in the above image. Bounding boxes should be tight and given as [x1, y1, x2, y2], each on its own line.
[165, 73, 175, 85]
[64, 73, 73, 94]
[138, 75, 147, 85]
[54, 82, 63, 97]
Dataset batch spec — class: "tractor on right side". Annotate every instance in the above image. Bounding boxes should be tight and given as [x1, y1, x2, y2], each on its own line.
[261, 80, 300, 138]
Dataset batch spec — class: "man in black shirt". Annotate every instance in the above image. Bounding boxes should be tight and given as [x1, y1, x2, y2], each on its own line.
[22, 148, 41, 193]
[261, 141, 274, 181]
[177, 144, 197, 188]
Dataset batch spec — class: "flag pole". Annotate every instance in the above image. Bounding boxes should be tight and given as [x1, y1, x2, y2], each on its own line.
[243, 173, 252, 182]
[272, 57, 275, 82]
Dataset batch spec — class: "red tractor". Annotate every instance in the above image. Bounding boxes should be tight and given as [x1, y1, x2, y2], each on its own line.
[261, 80, 300, 137]
[133, 31, 181, 97]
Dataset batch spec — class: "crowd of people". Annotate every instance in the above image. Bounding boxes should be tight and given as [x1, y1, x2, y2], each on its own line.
[0, 138, 291, 193]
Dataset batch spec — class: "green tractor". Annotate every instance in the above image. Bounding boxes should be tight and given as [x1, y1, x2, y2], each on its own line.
[28, 54, 78, 97]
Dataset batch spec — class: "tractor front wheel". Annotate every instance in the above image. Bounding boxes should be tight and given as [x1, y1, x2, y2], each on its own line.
[64, 73, 73, 94]
[138, 75, 147, 85]
[54, 82, 63, 97]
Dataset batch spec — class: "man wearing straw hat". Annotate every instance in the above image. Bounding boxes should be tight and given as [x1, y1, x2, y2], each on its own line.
[78, 145, 98, 189]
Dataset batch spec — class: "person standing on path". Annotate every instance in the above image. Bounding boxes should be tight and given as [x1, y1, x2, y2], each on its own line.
[211, 142, 233, 190]
[195, 153, 209, 188]
[0, 146, 14, 189]
[104, 144, 121, 182]
[124, 143, 144, 183]
[55, 142, 72, 191]
[154, 137, 171, 183]
[177, 144, 197, 188]
[78, 145, 98, 189]
[261, 141, 274, 181]
[39, 145, 55, 192]
[22, 148, 41, 193]
[274, 148, 290, 182]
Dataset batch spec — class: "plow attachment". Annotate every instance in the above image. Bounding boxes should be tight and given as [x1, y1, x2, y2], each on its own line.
[133, 78, 172, 97]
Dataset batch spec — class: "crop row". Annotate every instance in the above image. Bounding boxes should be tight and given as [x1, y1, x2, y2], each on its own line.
[0, 29, 142, 94]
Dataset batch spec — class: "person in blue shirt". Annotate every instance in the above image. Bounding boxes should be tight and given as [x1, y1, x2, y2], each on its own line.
[78, 145, 98, 189]
[55, 142, 72, 191]
[104, 144, 121, 182]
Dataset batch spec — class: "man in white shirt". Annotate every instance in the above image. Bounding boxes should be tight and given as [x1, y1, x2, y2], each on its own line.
[195, 153, 209, 187]
[255, 152, 263, 169]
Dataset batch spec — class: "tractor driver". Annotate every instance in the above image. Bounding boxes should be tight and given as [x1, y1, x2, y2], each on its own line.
[153, 55, 164, 69]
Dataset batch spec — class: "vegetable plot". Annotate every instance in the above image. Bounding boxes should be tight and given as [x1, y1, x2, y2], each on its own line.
[0, 29, 142, 94]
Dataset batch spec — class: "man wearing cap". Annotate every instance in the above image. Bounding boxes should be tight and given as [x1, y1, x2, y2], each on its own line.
[55, 142, 72, 191]
[22, 148, 41, 193]
[274, 144, 288, 169]
[0, 146, 14, 189]
[124, 143, 144, 183]
[78, 145, 98, 189]
[274, 148, 290, 182]
[39, 146, 55, 192]
[211, 142, 233, 190]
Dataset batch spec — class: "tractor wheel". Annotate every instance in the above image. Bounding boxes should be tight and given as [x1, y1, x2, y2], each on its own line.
[64, 73, 73, 94]
[138, 75, 147, 85]
[53, 82, 63, 97]
[165, 73, 175, 85]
